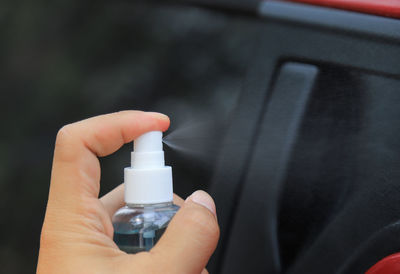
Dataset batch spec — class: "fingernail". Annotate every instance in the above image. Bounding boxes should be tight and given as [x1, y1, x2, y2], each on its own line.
[186, 190, 217, 216]
[146, 112, 169, 121]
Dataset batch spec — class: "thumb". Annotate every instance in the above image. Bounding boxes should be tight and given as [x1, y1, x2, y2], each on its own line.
[151, 190, 220, 273]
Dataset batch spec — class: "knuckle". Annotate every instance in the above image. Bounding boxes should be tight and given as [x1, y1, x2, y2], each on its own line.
[54, 124, 79, 162]
[76, 199, 111, 235]
[55, 125, 74, 146]
[39, 225, 57, 250]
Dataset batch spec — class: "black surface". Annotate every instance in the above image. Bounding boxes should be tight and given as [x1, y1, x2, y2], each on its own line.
[208, 1, 400, 273]
[149, 0, 261, 13]
[222, 63, 319, 274]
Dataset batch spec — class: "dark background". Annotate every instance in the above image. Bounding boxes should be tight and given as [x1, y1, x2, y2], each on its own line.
[0, 1, 257, 272]
[2, 1, 400, 273]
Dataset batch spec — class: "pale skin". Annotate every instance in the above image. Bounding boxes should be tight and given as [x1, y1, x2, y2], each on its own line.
[37, 111, 220, 274]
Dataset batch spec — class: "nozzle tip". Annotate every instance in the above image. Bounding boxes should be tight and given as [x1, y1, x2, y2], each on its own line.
[134, 131, 163, 152]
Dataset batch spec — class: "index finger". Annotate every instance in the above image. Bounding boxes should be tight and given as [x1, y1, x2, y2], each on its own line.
[48, 111, 170, 211]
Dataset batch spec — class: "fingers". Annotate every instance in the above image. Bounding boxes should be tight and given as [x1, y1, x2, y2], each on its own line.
[151, 190, 219, 274]
[100, 184, 125, 218]
[48, 111, 170, 211]
[173, 194, 184, 207]
[100, 183, 184, 218]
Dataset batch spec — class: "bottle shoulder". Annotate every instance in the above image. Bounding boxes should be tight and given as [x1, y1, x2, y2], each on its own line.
[112, 204, 179, 233]
[113, 204, 179, 216]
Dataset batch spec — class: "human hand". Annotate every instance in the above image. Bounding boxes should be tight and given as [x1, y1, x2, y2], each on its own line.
[37, 111, 220, 274]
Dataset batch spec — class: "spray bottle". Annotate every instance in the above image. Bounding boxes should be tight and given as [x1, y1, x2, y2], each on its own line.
[112, 131, 179, 253]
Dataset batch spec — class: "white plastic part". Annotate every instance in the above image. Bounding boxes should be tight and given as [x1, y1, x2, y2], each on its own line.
[124, 131, 173, 204]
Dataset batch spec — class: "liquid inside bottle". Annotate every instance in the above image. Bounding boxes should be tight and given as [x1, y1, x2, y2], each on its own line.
[112, 202, 179, 254]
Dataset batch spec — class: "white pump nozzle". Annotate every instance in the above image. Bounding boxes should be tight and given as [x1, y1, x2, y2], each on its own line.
[124, 131, 173, 204]
[134, 131, 163, 152]
[131, 131, 165, 168]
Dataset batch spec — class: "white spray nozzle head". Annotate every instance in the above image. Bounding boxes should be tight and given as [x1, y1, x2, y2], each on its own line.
[125, 130, 173, 204]
[134, 131, 163, 152]
[132, 131, 165, 168]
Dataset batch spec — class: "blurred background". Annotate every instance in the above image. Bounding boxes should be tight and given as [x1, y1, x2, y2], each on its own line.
[0, 1, 258, 272]
[2, 0, 400, 273]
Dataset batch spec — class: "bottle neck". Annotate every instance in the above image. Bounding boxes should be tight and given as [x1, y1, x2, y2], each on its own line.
[126, 201, 173, 209]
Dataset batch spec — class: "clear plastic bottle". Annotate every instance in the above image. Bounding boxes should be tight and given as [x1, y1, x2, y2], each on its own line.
[112, 131, 178, 253]
[113, 202, 179, 253]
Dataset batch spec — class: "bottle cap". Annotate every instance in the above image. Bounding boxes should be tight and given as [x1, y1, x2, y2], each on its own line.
[124, 131, 173, 204]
